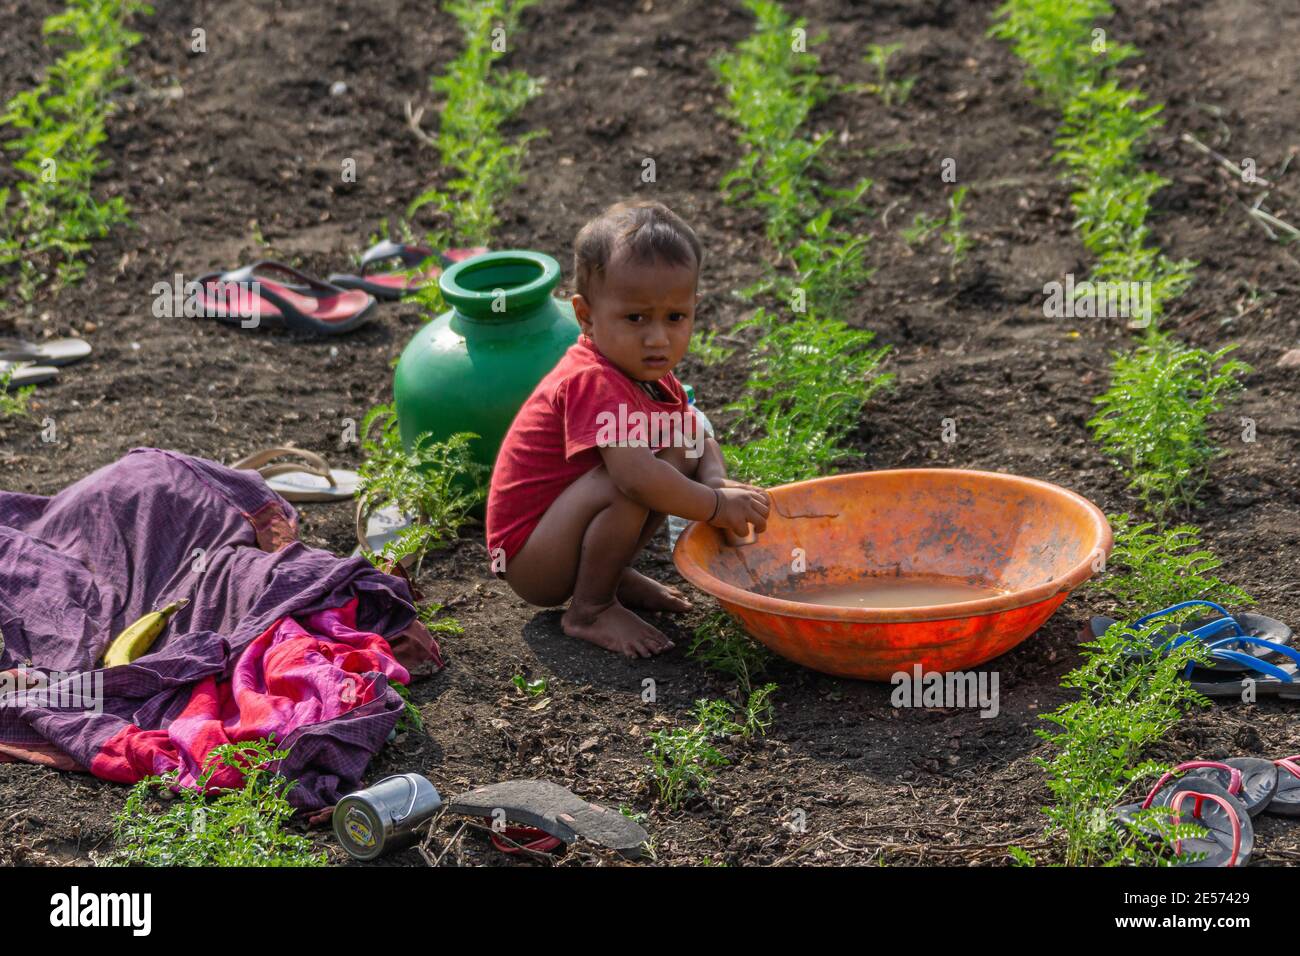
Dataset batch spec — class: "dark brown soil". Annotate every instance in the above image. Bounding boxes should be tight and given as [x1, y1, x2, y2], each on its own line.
[1, 0, 1297, 867]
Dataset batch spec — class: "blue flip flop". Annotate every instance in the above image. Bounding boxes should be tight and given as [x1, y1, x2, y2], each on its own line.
[1087, 601, 1297, 697]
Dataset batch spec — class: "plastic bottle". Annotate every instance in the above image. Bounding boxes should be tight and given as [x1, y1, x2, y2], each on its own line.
[667, 385, 715, 549]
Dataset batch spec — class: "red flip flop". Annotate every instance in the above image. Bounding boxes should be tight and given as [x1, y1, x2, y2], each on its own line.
[1167, 785, 1248, 867]
[195, 261, 376, 335]
[1266, 755, 1300, 816]
[487, 822, 564, 856]
[329, 241, 487, 301]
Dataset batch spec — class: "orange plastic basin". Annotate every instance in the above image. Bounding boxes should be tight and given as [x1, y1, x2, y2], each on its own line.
[673, 469, 1112, 680]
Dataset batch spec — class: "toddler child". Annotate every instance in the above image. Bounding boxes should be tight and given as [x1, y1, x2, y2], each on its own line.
[486, 200, 769, 658]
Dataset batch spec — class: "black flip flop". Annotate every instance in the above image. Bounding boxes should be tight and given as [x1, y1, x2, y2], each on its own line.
[329, 241, 487, 301]
[1177, 758, 1278, 817]
[1116, 759, 1257, 815]
[194, 261, 376, 335]
[447, 780, 649, 858]
[1116, 778, 1253, 867]
[1163, 780, 1254, 867]
[1265, 756, 1300, 817]
[1186, 642, 1300, 699]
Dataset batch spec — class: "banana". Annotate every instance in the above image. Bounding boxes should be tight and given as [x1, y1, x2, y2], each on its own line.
[101, 599, 190, 668]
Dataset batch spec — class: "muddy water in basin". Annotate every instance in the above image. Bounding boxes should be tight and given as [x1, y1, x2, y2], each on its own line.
[768, 576, 1008, 610]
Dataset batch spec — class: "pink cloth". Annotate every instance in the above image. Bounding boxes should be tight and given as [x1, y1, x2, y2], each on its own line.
[91, 599, 408, 795]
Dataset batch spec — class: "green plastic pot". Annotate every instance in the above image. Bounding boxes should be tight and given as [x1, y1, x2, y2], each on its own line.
[392, 250, 579, 475]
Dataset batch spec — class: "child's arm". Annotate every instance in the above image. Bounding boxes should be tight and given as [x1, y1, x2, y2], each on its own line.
[598, 445, 769, 535]
[693, 437, 762, 492]
[694, 437, 728, 489]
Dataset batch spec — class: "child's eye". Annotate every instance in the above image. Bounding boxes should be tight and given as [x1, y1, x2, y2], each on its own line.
[668, 313, 687, 322]
[625, 313, 644, 323]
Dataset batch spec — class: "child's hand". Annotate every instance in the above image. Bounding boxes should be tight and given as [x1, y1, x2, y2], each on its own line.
[709, 486, 770, 536]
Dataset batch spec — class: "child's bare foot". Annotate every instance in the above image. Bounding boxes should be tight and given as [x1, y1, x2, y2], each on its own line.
[618, 568, 692, 613]
[562, 599, 676, 658]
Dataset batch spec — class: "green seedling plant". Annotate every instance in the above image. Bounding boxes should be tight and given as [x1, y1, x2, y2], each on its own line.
[723, 309, 891, 486]
[619, 805, 649, 825]
[1089, 338, 1250, 519]
[408, 0, 543, 259]
[903, 187, 974, 274]
[689, 329, 735, 367]
[391, 682, 425, 735]
[0, 367, 35, 418]
[646, 699, 740, 810]
[1094, 513, 1252, 617]
[989, 0, 1136, 108]
[356, 403, 487, 569]
[713, 0, 830, 249]
[694, 698, 740, 734]
[942, 186, 973, 265]
[713, 1, 889, 488]
[754, 198, 875, 315]
[742, 682, 778, 738]
[417, 601, 466, 638]
[993, 1, 1197, 335]
[512, 674, 548, 697]
[0, 0, 151, 298]
[992, 0, 1249, 867]
[687, 610, 772, 697]
[859, 42, 916, 107]
[728, 306, 886, 426]
[902, 210, 942, 246]
[1029, 617, 1212, 866]
[106, 738, 325, 867]
[723, 411, 844, 487]
[714, 0, 872, 296]
[1055, 82, 1195, 327]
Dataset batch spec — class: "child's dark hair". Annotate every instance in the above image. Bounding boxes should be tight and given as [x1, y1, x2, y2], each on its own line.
[574, 200, 702, 299]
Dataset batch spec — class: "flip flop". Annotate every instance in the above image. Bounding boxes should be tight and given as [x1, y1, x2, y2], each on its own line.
[194, 261, 376, 335]
[1184, 612, 1294, 673]
[232, 446, 358, 502]
[1265, 756, 1300, 817]
[487, 823, 565, 855]
[1116, 759, 1246, 816]
[0, 360, 58, 388]
[447, 780, 649, 859]
[0, 336, 91, 367]
[1164, 781, 1253, 867]
[1088, 602, 1293, 675]
[1116, 778, 1253, 867]
[328, 241, 487, 301]
[1168, 758, 1278, 817]
[1088, 603, 1300, 698]
[1185, 636, 1300, 698]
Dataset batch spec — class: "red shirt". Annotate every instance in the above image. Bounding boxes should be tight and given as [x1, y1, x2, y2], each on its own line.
[486, 337, 689, 563]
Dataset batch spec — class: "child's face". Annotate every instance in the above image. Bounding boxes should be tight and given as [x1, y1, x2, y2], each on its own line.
[573, 250, 697, 382]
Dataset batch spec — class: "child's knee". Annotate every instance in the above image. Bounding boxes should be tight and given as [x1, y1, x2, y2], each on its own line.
[585, 465, 651, 514]
[655, 445, 699, 477]
[605, 484, 650, 521]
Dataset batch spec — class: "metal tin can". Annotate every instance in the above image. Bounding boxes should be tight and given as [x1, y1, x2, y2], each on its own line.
[333, 773, 442, 861]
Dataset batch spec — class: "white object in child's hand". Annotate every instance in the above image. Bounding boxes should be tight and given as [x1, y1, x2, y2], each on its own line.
[724, 524, 757, 547]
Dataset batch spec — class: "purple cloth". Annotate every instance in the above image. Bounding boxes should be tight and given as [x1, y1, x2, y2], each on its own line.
[0, 448, 432, 809]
